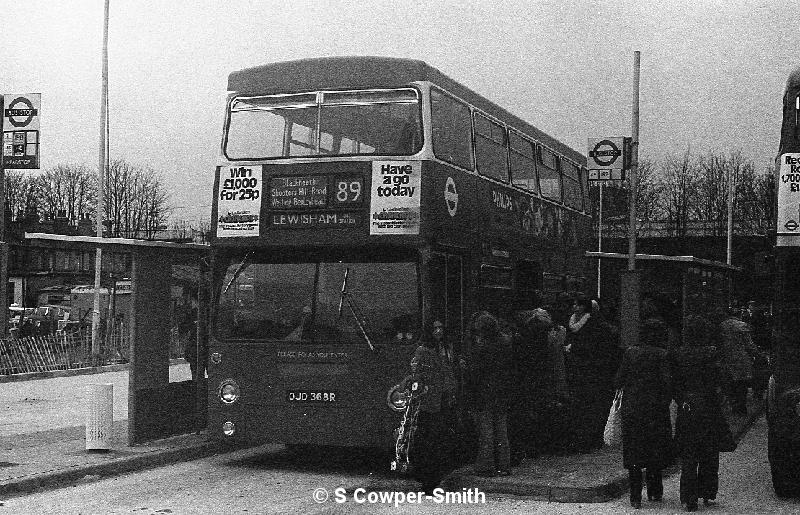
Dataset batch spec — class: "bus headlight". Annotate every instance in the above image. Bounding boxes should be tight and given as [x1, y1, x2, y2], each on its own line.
[218, 379, 240, 404]
[387, 384, 408, 412]
[222, 421, 235, 436]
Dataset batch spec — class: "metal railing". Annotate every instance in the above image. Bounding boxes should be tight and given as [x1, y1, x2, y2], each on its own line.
[0, 323, 194, 376]
[0, 326, 130, 375]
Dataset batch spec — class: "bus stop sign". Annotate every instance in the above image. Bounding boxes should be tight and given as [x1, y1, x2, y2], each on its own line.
[2, 93, 41, 169]
[588, 137, 625, 181]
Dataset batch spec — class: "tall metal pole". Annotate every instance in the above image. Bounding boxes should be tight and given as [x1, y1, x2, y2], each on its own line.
[91, 0, 109, 362]
[597, 182, 603, 298]
[726, 168, 734, 265]
[726, 161, 735, 306]
[627, 51, 640, 271]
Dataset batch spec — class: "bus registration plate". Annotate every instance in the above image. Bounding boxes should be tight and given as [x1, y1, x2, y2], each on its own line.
[286, 391, 337, 402]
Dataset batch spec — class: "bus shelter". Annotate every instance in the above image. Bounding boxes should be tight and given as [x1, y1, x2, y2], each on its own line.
[586, 252, 741, 342]
[25, 233, 210, 445]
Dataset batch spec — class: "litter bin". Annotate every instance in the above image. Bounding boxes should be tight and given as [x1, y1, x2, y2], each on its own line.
[85, 383, 113, 450]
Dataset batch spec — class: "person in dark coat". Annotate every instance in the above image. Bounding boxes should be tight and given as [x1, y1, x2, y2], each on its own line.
[717, 307, 759, 416]
[670, 315, 725, 512]
[407, 319, 454, 494]
[615, 318, 673, 509]
[566, 296, 613, 451]
[510, 308, 556, 462]
[465, 311, 513, 476]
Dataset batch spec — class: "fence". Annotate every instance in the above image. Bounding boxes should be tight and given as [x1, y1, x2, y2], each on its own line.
[0, 326, 131, 376]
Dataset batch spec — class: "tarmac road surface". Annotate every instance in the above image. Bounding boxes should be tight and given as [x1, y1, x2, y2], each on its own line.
[4, 415, 798, 515]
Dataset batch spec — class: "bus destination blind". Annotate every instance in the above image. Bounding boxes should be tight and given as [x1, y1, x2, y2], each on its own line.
[269, 175, 363, 228]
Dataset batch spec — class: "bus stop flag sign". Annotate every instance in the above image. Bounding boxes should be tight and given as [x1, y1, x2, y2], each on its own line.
[587, 137, 624, 181]
[2, 93, 41, 169]
[778, 153, 800, 246]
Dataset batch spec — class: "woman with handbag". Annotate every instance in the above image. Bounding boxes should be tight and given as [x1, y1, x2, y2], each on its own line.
[670, 315, 726, 512]
[614, 318, 673, 509]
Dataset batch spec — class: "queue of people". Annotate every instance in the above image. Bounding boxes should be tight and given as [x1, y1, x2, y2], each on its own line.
[399, 292, 623, 492]
[398, 293, 766, 504]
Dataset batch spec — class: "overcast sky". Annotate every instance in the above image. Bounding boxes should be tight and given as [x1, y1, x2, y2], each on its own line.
[2, 0, 795, 223]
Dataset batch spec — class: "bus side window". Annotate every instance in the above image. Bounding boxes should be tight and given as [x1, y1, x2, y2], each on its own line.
[431, 88, 473, 170]
[509, 131, 537, 193]
[474, 113, 509, 183]
[538, 146, 561, 201]
[562, 160, 583, 211]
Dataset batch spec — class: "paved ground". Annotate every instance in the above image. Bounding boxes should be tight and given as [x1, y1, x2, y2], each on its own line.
[0, 364, 191, 436]
[0, 365, 764, 502]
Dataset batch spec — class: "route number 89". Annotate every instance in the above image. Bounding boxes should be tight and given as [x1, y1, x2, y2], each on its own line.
[336, 180, 362, 203]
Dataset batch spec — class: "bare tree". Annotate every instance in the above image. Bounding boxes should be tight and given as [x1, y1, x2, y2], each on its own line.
[5, 171, 39, 221]
[634, 159, 664, 231]
[737, 166, 775, 235]
[35, 164, 96, 223]
[661, 149, 698, 238]
[104, 158, 171, 238]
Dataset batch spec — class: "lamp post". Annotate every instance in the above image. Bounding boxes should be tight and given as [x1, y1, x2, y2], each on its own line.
[91, 0, 109, 363]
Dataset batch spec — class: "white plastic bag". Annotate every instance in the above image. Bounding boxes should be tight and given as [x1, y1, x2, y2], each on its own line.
[669, 399, 678, 437]
[603, 389, 623, 447]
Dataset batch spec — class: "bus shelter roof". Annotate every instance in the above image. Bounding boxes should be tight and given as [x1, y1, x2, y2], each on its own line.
[24, 232, 209, 253]
[584, 251, 742, 272]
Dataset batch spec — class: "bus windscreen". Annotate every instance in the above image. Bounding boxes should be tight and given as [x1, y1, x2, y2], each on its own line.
[215, 259, 419, 344]
[225, 89, 422, 160]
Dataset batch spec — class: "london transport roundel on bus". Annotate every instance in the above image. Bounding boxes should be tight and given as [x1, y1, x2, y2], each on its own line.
[445, 177, 458, 216]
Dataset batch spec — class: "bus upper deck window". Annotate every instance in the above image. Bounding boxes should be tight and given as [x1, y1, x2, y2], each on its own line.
[225, 89, 421, 160]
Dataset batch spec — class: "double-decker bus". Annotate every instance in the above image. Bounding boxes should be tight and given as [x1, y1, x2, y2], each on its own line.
[767, 66, 800, 497]
[208, 57, 592, 450]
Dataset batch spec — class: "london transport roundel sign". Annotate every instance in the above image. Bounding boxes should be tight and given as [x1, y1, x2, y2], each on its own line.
[445, 177, 458, 217]
[588, 137, 624, 170]
[5, 97, 37, 128]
